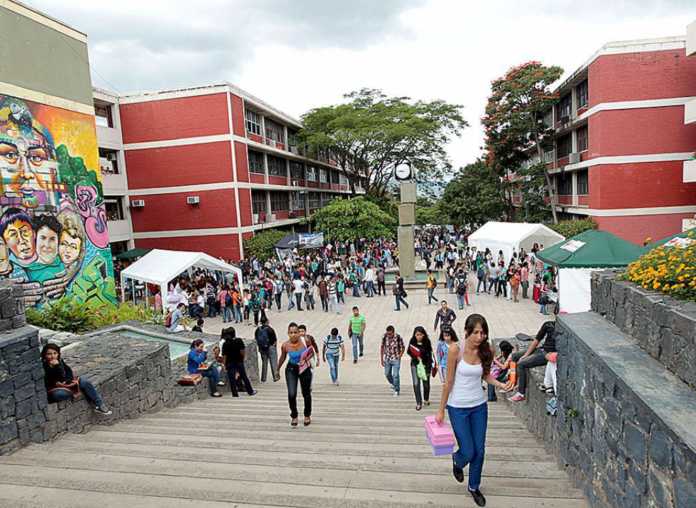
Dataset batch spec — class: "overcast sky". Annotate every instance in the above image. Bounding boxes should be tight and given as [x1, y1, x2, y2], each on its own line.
[29, 0, 693, 170]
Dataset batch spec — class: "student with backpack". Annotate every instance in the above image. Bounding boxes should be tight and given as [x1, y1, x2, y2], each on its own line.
[255, 317, 279, 383]
[322, 327, 345, 385]
[476, 263, 486, 294]
[426, 270, 438, 304]
[455, 270, 469, 310]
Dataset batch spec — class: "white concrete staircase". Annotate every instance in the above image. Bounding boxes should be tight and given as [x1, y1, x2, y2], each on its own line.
[0, 383, 588, 507]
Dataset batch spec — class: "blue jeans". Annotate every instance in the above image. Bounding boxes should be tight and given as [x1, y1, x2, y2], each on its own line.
[223, 306, 233, 323]
[233, 304, 242, 323]
[352, 284, 360, 297]
[447, 403, 488, 491]
[427, 287, 436, 304]
[384, 359, 401, 393]
[366, 281, 375, 297]
[456, 293, 465, 310]
[395, 294, 409, 310]
[326, 354, 340, 383]
[200, 367, 220, 395]
[47, 377, 104, 407]
[351, 333, 364, 360]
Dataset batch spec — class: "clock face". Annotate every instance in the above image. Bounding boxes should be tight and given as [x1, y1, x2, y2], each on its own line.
[395, 164, 411, 180]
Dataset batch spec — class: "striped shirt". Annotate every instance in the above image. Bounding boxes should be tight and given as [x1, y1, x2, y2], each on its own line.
[323, 334, 344, 356]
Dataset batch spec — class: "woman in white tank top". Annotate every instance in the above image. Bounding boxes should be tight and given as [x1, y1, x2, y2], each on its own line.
[436, 314, 509, 507]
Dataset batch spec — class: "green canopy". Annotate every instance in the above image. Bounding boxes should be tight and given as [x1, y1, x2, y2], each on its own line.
[114, 248, 151, 261]
[537, 229, 644, 268]
[644, 227, 696, 251]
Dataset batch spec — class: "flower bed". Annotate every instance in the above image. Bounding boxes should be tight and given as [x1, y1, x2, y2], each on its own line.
[623, 229, 696, 302]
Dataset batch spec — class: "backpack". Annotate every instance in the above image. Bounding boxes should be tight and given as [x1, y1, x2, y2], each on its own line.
[256, 326, 270, 350]
[477, 266, 485, 279]
[164, 311, 173, 328]
[225, 292, 232, 307]
[546, 397, 558, 416]
[456, 282, 466, 296]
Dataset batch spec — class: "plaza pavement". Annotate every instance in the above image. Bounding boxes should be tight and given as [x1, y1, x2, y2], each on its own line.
[204, 287, 551, 386]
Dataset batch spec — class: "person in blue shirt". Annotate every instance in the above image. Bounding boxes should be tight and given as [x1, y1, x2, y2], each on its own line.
[187, 339, 222, 397]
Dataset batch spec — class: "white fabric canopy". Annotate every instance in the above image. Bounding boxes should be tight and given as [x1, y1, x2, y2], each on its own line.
[120, 249, 243, 310]
[468, 222, 565, 262]
[557, 268, 594, 314]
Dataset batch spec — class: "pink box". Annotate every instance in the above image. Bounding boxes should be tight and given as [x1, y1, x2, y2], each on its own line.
[424, 415, 456, 446]
[426, 432, 455, 456]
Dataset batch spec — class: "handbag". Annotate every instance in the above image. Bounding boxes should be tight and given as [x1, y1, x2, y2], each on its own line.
[48, 379, 80, 399]
[178, 373, 203, 386]
[416, 360, 427, 381]
[298, 338, 316, 374]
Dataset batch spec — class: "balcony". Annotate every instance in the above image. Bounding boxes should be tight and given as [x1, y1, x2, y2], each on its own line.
[102, 172, 128, 194]
[107, 219, 131, 242]
[96, 125, 122, 148]
[683, 159, 696, 183]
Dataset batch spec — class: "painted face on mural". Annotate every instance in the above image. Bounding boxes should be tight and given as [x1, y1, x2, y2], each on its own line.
[3, 218, 36, 263]
[0, 131, 54, 208]
[59, 229, 82, 266]
[0, 238, 11, 274]
[35, 224, 59, 264]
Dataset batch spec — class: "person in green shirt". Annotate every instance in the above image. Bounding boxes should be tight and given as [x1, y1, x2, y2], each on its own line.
[347, 306, 366, 364]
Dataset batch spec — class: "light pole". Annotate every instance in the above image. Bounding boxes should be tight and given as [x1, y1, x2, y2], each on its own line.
[395, 163, 416, 280]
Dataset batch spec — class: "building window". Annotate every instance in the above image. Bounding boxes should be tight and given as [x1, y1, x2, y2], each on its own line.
[576, 80, 588, 108]
[270, 191, 289, 211]
[252, 191, 266, 214]
[267, 155, 287, 177]
[319, 168, 328, 183]
[245, 109, 262, 136]
[557, 174, 573, 195]
[98, 148, 119, 174]
[557, 94, 572, 121]
[290, 161, 304, 180]
[265, 120, 284, 144]
[291, 191, 305, 210]
[306, 166, 317, 182]
[556, 134, 572, 159]
[105, 198, 124, 221]
[339, 173, 349, 185]
[577, 170, 589, 195]
[94, 102, 113, 128]
[320, 193, 334, 206]
[330, 170, 340, 184]
[288, 130, 299, 148]
[248, 150, 265, 174]
[309, 192, 321, 208]
[576, 126, 588, 152]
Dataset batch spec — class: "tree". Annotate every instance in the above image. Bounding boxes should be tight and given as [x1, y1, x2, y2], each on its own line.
[243, 229, 288, 261]
[301, 89, 467, 197]
[441, 160, 506, 229]
[516, 162, 551, 222]
[482, 62, 563, 223]
[415, 197, 444, 225]
[549, 218, 597, 238]
[312, 197, 396, 241]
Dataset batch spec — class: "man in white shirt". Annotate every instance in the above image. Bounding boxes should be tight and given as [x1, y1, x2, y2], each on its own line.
[293, 277, 305, 311]
[364, 265, 375, 297]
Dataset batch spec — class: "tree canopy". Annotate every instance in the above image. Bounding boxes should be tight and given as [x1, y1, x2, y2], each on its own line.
[301, 89, 468, 197]
[312, 197, 396, 241]
[441, 159, 506, 229]
[482, 61, 563, 222]
[243, 229, 288, 261]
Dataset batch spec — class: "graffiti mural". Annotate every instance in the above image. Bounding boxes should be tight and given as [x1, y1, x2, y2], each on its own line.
[0, 94, 116, 307]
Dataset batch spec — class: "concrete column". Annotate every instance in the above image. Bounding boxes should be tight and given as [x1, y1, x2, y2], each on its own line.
[266, 191, 272, 222]
[398, 181, 416, 280]
[263, 153, 269, 185]
[572, 173, 578, 206]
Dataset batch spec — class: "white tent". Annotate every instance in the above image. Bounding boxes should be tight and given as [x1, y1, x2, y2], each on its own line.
[467, 222, 565, 262]
[120, 249, 243, 312]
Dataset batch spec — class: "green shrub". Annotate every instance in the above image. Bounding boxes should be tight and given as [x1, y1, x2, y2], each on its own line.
[243, 229, 288, 261]
[549, 218, 597, 238]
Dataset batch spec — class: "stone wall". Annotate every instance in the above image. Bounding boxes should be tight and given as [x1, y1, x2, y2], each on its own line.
[591, 270, 696, 390]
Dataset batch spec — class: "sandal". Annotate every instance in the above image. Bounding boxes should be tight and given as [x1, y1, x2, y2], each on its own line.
[416, 404, 422, 411]
[304, 417, 311, 426]
[291, 418, 299, 427]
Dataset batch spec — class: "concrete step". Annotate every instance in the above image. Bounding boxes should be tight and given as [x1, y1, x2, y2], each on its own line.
[0, 463, 588, 508]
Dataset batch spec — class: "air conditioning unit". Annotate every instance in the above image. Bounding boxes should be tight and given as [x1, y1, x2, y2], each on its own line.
[186, 196, 200, 205]
[270, 213, 277, 221]
[568, 152, 581, 164]
[291, 180, 299, 187]
[131, 199, 145, 208]
[253, 213, 259, 224]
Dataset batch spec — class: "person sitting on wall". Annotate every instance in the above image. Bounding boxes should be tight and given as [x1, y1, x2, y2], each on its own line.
[167, 302, 187, 333]
[508, 320, 557, 403]
[41, 343, 112, 415]
[187, 339, 222, 397]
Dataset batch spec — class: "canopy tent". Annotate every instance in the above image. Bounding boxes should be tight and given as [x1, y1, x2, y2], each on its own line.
[537, 230, 644, 314]
[467, 222, 565, 263]
[114, 247, 151, 261]
[119, 249, 243, 311]
[275, 232, 324, 259]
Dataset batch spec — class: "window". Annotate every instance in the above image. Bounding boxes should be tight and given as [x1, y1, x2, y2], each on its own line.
[309, 192, 321, 208]
[557, 94, 572, 120]
[557, 174, 573, 195]
[576, 80, 588, 108]
[577, 170, 589, 195]
[290, 161, 304, 180]
[252, 191, 267, 214]
[248, 150, 265, 174]
[556, 134, 572, 159]
[267, 155, 287, 177]
[330, 170, 340, 184]
[576, 126, 588, 152]
[288, 130, 299, 148]
[543, 150, 555, 163]
[319, 168, 328, 183]
[320, 193, 333, 206]
[105, 198, 124, 221]
[265, 119, 284, 144]
[291, 191, 305, 210]
[339, 173, 349, 185]
[245, 109, 262, 136]
[98, 148, 119, 174]
[94, 102, 113, 128]
[306, 166, 317, 181]
[270, 191, 289, 211]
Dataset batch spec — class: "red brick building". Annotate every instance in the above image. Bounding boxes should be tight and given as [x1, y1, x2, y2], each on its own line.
[97, 83, 357, 261]
[545, 36, 696, 244]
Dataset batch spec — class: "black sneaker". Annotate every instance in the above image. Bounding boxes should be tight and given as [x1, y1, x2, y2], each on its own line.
[452, 459, 464, 483]
[249, 390, 257, 396]
[353, 359, 357, 364]
[469, 488, 486, 506]
[94, 405, 112, 416]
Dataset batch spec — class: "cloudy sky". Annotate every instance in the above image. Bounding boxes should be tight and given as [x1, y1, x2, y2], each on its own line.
[30, 0, 693, 170]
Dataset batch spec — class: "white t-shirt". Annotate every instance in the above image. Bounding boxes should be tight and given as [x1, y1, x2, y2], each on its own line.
[447, 357, 487, 408]
[293, 279, 304, 294]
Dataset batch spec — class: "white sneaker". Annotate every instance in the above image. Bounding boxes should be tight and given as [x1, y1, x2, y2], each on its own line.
[393, 391, 399, 397]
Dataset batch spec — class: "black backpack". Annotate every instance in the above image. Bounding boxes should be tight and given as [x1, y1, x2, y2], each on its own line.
[456, 281, 467, 295]
[256, 326, 270, 350]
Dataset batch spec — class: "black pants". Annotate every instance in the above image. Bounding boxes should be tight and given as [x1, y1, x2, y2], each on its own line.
[511, 350, 547, 395]
[320, 296, 328, 312]
[410, 364, 431, 405]
[295, 293, 303, 310]
[274, 293, 282, 310]
[285, 364, 312, 418]
[377, 281, 386, 295]
[226, 362, 254, 396]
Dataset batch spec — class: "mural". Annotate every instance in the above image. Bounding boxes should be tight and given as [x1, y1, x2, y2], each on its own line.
[0, 94, 116, 307]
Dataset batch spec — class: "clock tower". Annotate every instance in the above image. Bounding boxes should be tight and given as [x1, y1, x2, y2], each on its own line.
[395, 163, 416, 280]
